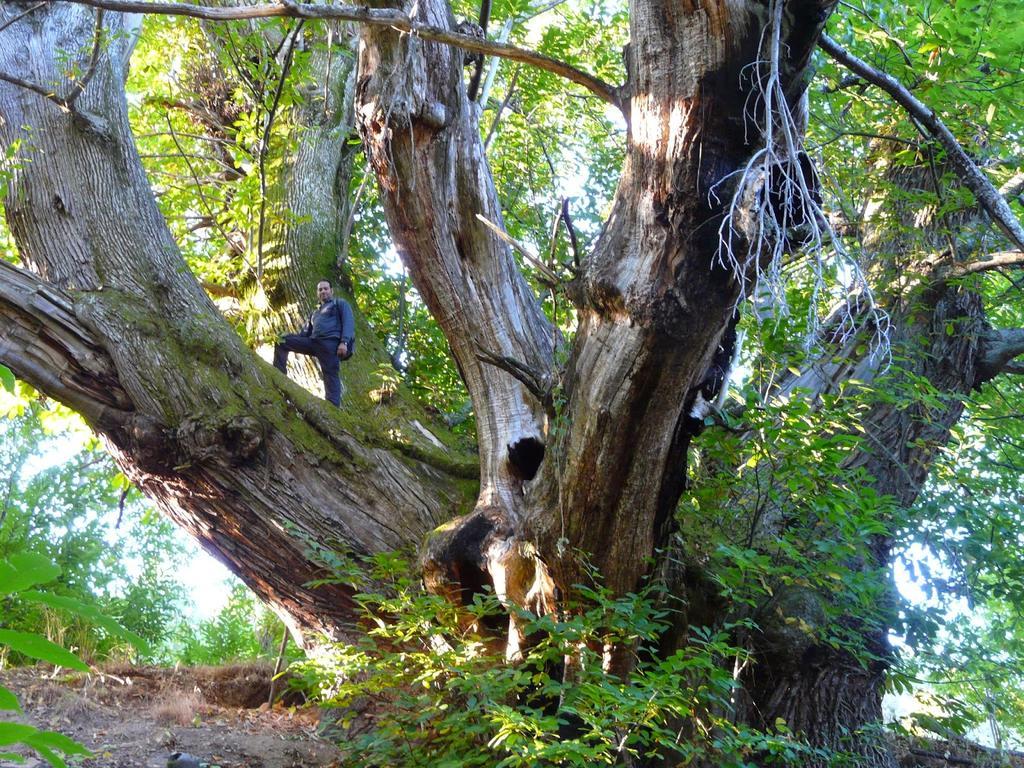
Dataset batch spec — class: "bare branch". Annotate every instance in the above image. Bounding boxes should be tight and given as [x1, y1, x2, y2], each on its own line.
[0, 7, 110, 134]
[0, 2, 46, 35]
[0, 70, 69, 109]
[475, 347, 552, 410]
[950, 250, 1024, 277]
[483, 63, 519, 149]
[36, 0, 621, 107]
[475, 213, 562, 286]
[560, 197, 581, 268]
[64, 9, 105, 106]
[820, 34, 1024, 252]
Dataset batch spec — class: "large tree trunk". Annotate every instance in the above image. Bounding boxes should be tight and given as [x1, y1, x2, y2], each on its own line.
[3, 2, 1023, 766]
[0, 4, 469, 644]
[734, 155, 997, 763]
[355, 0, 839, 633]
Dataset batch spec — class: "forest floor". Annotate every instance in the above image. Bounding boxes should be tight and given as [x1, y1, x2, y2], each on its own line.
[3, 661, 1021, 768]
[0, 662, 342, 768]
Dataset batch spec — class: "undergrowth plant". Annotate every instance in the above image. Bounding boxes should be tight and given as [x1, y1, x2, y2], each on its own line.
[290, 551, 839, 767]
[0, 550, 148, 767]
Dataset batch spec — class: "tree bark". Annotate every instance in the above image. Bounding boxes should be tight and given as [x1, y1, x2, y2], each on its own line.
[4, 1, 1022, 765]
[0, 4, 469, 644]
[354, 0, 558, 625]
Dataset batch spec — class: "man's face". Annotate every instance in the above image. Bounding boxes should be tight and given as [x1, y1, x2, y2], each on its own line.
[317, 281, 332, 302]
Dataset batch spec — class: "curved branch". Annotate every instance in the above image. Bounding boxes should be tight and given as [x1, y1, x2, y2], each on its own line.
[0, 261, 132, 429]
[64, 8, 105, 106]
[820, 34, 1024, 252]
[978, 327, 1024, 383]
[37, 0, 621, 107]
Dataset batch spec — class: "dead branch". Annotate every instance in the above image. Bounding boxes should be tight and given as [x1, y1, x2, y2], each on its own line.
[560, 197, 581, 268]
[483, 63, 520, 149]
[951, 250, 1024, 277]
[475, 347, 553, 411]
[820, 34, 1024, 252]
[475, 213, 561, 286]
[34, 0, 621, 107]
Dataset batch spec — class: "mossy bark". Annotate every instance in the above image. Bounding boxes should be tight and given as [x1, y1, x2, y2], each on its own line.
[0, 5, 474, 644]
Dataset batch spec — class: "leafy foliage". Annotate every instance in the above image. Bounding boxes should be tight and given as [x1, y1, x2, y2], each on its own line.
[293, 553, 837, 767]
[0, 549, 146, 767]
[0, 393, 187, 662]
[168, 583, 292, 666]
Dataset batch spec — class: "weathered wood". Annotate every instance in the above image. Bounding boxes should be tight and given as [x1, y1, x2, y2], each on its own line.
[0, 3, 468, 644]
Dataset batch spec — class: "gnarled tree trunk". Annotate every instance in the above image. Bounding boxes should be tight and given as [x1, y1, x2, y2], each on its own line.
[0, 4, 469, 644]
[3, 2, 1024, 766]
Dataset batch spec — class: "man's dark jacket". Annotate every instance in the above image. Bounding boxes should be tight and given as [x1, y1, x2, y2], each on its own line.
[304, 298, 355, 353]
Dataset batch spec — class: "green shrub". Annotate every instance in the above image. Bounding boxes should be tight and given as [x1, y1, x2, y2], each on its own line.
[0, 550, 147, 767]
[291, 552, 835, 767]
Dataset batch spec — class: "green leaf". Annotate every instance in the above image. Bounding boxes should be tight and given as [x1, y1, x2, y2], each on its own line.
[0, 722, 37, 746]
[25, 742, 65, 768]
[24, 730, 90, 756]
[0, 630, 89, 671]
[0, 685, 21, 712]
[0, 553, 62, 597]
[0, 753, 26, 764]
[0, 364, 14, 392]
[20, 591, 151, 655]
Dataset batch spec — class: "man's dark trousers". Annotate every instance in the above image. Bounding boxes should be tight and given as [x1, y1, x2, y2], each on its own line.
[273, 335, 342, 406]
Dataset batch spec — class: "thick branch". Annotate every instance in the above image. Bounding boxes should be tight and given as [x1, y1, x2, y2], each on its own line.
[820, 34, 1024, 251]
[1001, 171, 1024, 200]
[38, 0, 620, 106]
[0, 261, 132, 429]
[1003, 360, 1024, 375]
[977, 327, 1024, 383]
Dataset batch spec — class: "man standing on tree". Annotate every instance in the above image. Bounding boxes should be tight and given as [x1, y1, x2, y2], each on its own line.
[273, 280, 355, 407]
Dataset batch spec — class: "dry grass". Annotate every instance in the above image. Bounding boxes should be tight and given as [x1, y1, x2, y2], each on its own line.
[52, 689, 104, 720]
[151, 690, 202, 726]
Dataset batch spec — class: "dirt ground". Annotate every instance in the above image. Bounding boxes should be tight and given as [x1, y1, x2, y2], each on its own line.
[0, 663, 342, 768]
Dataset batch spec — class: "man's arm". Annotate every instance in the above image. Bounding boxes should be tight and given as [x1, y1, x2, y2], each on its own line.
[336, 299, 355, 356]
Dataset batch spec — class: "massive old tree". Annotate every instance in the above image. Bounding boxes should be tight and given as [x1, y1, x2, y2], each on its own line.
[1, 0, 1023, 763]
